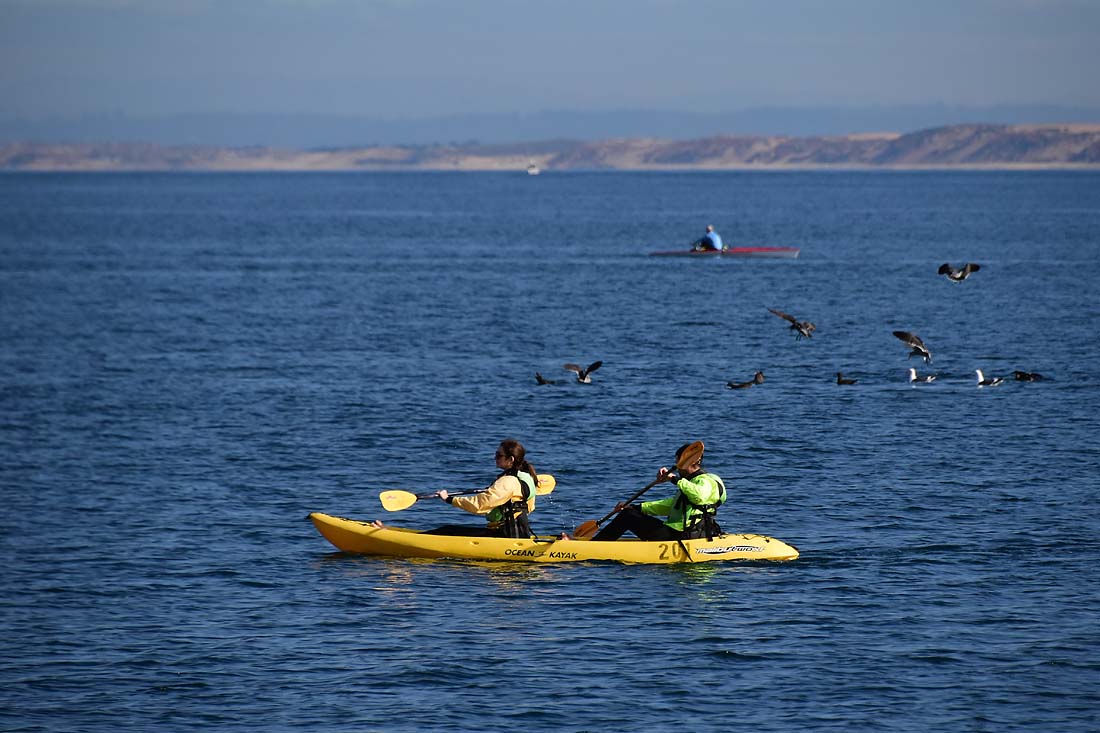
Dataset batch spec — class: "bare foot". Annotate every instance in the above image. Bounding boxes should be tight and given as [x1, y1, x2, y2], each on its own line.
[370, 519, 384, 528]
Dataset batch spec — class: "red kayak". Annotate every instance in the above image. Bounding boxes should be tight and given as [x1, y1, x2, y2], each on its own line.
[650, 247, 800, 259]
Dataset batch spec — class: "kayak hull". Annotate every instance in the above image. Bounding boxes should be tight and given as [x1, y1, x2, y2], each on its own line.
[650, 247, 800, 259]
[308, 512, 799, 564]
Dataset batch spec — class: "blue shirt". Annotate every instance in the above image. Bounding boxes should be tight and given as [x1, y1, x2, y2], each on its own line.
[705, 231, 723, 250]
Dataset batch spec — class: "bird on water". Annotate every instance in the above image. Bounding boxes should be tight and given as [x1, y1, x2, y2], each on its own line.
[908, 368, 936, 383]
[727, 370, 765, 390]
[976, 369, 1004, 387]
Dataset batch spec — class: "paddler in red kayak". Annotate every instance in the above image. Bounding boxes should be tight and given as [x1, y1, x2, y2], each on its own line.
[691, 224, 724, 252]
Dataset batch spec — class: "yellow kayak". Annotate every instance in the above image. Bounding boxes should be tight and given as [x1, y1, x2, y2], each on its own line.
[308, 512, 799, 564]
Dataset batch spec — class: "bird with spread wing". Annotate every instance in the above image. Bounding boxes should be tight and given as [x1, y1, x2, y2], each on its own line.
[893, 331, 933, 364]
[768, 308, 816, 340]
[563, 361, 603, 383]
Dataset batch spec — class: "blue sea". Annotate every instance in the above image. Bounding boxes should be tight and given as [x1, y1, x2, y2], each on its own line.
[1, 170, 1099, 732]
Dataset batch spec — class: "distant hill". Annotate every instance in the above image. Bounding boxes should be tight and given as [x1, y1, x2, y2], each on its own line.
[3, 124, 1099, 171]
[3, 105, 1100, 147]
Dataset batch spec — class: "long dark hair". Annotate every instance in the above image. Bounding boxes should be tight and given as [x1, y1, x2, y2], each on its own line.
[497, 438, 537, 486]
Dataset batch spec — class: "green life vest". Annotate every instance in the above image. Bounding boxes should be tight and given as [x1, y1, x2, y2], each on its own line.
[486, 470, 536, 529]
[667, 472, 726, 535]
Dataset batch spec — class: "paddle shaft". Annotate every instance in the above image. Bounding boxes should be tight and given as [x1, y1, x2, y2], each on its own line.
[411, 472, 555, 500]
[592, 476, 666, 526]
[574, 441, 704, 538]
[410, 488, 482, 500]
[380, 475, 555, 512]
[572, 476, 666, 539]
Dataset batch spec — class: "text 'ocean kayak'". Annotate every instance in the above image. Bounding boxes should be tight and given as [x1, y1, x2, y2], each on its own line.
[308, 512, 799, 564]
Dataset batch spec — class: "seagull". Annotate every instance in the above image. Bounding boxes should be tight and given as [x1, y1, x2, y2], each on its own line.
[768, 308, 816, 340]
[938, 262, 981, 282]
[908, 368, 936, 383]
[727, 370, 765, 390]
[893, 331, 933, 364]
[1013, 370, 1046, 382]
[976, 369, 1004, 387]
[563, 361, 602, 384]
[836, 372, 858, 385]
[535, 372, 560, 385]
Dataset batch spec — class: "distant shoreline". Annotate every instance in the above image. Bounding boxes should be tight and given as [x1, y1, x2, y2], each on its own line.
[3, 123, 1099, 171]
[4, 164, 1098, 173]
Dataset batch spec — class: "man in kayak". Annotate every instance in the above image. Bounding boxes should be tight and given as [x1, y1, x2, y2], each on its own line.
[425, 438, 540, 538]
[592, 443, 726, 541]
[692, 225, 724, 251]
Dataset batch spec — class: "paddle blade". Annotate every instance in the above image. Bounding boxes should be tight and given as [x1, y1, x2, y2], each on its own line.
[379, 490, 418, 512]
[573, 519, 599, 540]
[536, 474, 556, 494]
[676, 441, 705, 470]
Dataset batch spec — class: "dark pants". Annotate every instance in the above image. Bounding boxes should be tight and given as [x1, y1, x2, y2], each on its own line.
[423, 515, 532, 538]
[423, 524, 498, 537]
[592, 505, 681, 541]
[591, 505, 722, 541]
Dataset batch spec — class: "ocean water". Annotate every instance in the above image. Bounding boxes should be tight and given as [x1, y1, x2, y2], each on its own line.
[1, 170, 1098, 732]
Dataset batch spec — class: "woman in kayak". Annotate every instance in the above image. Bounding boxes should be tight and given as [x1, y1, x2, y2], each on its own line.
[424, 438, 540, 538]
[593, 443, 726, 541]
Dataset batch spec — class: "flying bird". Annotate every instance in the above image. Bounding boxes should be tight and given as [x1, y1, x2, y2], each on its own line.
[563, 361, 602, 384]
[908, 368, 936, 383]
[1013, 370, 1047, 382]
[893, 331, 933, 364]
[938, 262, 981, 282]
[976, 369, 1004, 387]
[835, 372, 858, 385]
[535, 372, 560, 385]
[727, 370, 765, 390]
[768, 308, 816, 340]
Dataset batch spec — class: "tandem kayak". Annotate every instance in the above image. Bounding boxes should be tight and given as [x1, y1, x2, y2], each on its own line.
[650, 247, 800, 259]
[308, 512, 799, 564]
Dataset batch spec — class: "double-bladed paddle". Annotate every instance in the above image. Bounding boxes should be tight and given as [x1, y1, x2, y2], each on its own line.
[572, 441, 704, 539]
[379, 474, 556, 512]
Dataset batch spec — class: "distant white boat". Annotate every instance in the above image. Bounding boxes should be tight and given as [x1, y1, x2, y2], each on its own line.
[526, 162, 540, 176]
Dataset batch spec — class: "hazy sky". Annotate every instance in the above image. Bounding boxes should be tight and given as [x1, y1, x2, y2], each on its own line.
[2, 0, 1099, 119]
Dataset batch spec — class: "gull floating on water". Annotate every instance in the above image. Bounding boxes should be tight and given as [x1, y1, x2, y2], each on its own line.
[893, 331, 933, 364]
[976, 369, 1004, 387]
[836, 372, 858, 385]
[908, 368, 936, 383]
[768, 308, 816, 340]
[563, 361, 603, 384]
[727, 370, 765, 390]
[1013, 370, 1047, 382]
[938, 262, 981, 282]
